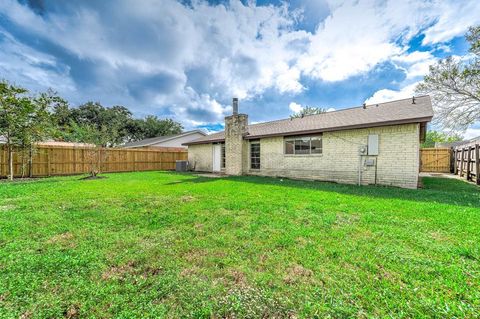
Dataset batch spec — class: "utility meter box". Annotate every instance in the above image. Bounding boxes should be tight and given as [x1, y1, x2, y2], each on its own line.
[368, 134, 379, 155]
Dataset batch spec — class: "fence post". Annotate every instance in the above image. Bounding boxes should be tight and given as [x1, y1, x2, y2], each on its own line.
[475, 144, 480, 185]
[452, 149, 457, 174]
[47, 148, 51, 176]
[134, 151, 137, 171]
[459, 148, 465, 177]
[73, 147, 76, 174]
[1, 145, 4, 177]
[466, 146, 472, 181]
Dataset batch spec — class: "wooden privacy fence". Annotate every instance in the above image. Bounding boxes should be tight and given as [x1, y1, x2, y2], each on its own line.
[453, 144, 480, 185]
[0, 145, 187, 178]
[420, 148, 452, 173]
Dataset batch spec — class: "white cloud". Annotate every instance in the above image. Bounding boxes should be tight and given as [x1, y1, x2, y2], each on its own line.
[391, 51, 438, 80]
[422, 1, 480, 44]
[0, 29, 75, 93]
[296, 0, 480, 82]
[464, 127, 480, 140]
[365, 82, 419, 105]
[289, 102, 303, 113]
[326, 107, 335, 112]
[1, 0, 480, 129]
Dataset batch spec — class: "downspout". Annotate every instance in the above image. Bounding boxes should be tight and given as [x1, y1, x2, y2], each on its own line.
[358, 154, 362, 186]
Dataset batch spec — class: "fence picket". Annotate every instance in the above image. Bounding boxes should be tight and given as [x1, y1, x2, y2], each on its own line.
[0, 145, 187, 178]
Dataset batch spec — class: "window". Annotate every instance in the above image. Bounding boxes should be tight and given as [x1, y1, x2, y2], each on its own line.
[221, 143, 225, 168]
[285, 135, 322, 155]
[250, 142, 260, 169]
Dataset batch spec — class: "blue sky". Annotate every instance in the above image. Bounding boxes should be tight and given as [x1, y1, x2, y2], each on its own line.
[0, 0, 479, 137]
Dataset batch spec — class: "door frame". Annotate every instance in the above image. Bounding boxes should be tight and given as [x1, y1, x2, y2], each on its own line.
[212, 144, 221, 172]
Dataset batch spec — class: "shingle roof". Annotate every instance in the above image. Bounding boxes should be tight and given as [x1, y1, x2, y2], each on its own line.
[122, 130, 206, 148]
[184, 96, 433, 145]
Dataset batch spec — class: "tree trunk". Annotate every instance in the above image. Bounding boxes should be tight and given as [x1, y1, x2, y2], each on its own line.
[8, 144, 13, 181]
[28, 146, 33, 178]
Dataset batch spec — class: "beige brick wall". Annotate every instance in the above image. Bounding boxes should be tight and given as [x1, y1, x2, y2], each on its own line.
[247, 123, 420, 189]
[225, 114, 248, 175]
[188, 144, 213, 172]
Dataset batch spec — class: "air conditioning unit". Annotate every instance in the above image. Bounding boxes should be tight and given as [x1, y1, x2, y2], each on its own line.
[175, 160, 188, 172]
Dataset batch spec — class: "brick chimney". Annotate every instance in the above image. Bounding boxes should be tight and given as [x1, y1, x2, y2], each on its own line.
[225, 98, 248, 175]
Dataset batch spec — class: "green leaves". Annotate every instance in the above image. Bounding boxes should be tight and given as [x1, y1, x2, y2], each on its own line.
[421, 130, 463, 148]
[290, 106, 327, 119]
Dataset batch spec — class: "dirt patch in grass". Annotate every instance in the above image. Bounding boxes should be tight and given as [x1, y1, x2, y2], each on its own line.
[65, 304, 80, 318]
[102, 261, 136, 281]
[216, 285, 293, 318]
[228, 269, 248, 287]
[182, 249, 208, 264]
[283, 264, 313, 285]
[180, 267, 200, 278]
[102, 261, 162, 281]
[430, 231, 450, 242]
[20, 311, 32, 319]
[333, 213, 360, 227]
[141, 266, 163, 278]
[180, 195, 196, 202]
[0, 204, 16, 212]
[47, 232, 76, 249]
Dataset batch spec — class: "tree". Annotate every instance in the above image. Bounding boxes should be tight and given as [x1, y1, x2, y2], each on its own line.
[0, 83, 58, 179]
[22, 90, 63, 177]
[0, 81, 32, 180]
[421, 130, 463, 148]
[135, 116, 183, 139]
[290, 106, 327, 119]
[67, 102, 133, 146]
[66, 121, 110, 177]
[416, 25, 480, 132]
[54, 102, 183, 146]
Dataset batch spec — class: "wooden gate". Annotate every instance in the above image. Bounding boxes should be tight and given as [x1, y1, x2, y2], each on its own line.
[420, 148, 451, 173]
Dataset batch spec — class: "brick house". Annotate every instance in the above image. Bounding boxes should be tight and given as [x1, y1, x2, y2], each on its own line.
[184, 96, 433, 189]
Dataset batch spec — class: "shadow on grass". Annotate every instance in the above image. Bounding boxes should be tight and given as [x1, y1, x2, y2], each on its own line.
[167, 172, 480, 209]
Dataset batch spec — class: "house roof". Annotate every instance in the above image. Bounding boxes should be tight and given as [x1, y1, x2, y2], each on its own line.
[436, 135, 480, 148]
[122, 130, 206, 148]
[184, 96, 434, 145]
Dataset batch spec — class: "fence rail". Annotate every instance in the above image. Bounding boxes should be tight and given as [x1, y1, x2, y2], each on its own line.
[420, 148, 452, 173]
[453, 144, 480, 185]
[0, 145, 187, 178]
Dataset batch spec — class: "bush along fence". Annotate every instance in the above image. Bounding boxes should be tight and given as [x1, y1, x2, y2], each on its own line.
[0, 145, 187, 178]
[453, 143, 480, 185]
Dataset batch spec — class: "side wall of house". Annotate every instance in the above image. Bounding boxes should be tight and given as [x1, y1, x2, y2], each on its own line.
[188, 144, 213, 172]
[248, 123, 420, 189]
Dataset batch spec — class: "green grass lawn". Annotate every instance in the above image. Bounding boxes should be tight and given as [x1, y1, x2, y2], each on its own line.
[0, 172, 479, 318]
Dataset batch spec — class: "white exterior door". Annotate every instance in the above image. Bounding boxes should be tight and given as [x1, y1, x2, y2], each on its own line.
[212, 144, 221, 172]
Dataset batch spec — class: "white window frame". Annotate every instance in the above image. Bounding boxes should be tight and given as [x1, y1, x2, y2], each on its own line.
[249, 140, 261, 170]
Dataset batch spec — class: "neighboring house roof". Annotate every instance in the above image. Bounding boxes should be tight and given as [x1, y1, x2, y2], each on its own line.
[436, 135, 480, 148]
[185, 96, 434, 145]
[122, 130, 206, 148]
